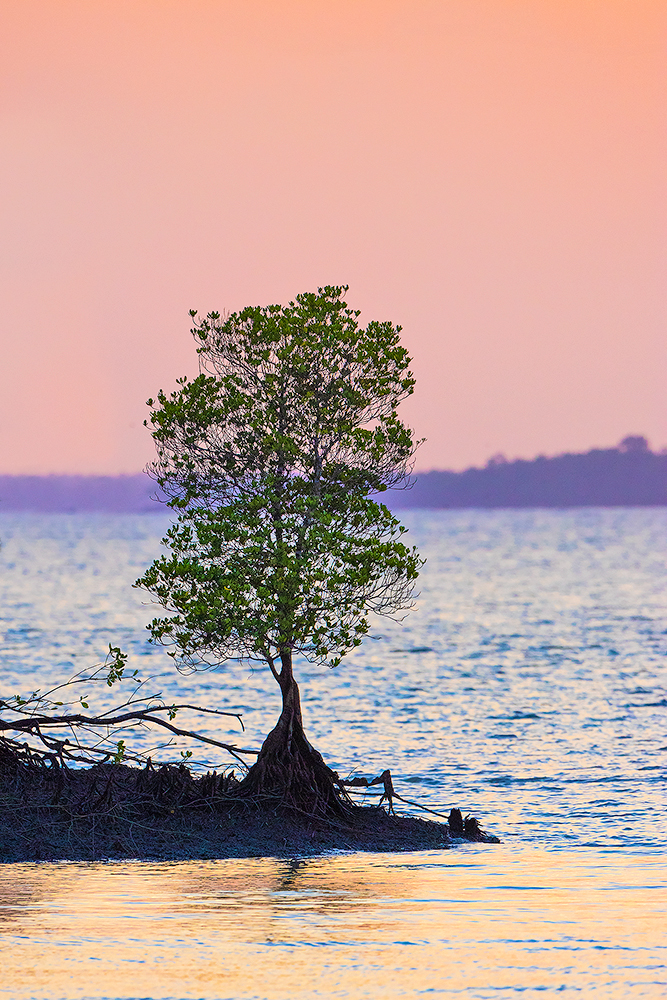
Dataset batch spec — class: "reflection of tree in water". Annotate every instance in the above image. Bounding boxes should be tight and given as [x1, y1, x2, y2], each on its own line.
[273, 857, 418, 915]
[277, 858, 308, 891]
[168, 856, 420, 939]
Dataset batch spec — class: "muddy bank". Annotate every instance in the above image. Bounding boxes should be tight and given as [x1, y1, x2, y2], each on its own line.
[0, 760, 499, 862]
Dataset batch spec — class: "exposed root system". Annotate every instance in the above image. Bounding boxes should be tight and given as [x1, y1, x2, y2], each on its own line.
[0, 749, 499, 862]
[238, 725, 352, 819]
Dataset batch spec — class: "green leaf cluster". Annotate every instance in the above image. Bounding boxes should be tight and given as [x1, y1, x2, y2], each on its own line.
[137, 286, 423, 671]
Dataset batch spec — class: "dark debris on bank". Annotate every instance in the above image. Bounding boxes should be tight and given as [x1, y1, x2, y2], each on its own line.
[0, 756, 499, 862]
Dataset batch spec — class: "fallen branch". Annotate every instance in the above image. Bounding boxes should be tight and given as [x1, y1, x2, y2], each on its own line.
[0, 645, 256, 770]
[340, 768, 500, 841]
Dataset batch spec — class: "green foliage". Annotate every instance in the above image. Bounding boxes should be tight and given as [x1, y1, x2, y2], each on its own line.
[105, 644, 129, 686]
[2, 645, 136, 718]
[1, 649, 247, 770]
[136, 285, 423, 671]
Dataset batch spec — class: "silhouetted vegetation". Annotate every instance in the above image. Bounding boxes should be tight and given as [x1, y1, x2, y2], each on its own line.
[0, 474, 164, 512]
[390, 437, 667, 509]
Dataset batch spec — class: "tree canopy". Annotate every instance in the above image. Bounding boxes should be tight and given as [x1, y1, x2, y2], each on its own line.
[137, 286, 422, 678]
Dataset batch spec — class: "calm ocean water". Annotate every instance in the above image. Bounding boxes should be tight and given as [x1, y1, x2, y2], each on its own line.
[0, 509, 665, 998]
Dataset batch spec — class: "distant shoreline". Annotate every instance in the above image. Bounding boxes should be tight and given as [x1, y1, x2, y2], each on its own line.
[1, 439, 665, 511]
[391, 438, 667, 510]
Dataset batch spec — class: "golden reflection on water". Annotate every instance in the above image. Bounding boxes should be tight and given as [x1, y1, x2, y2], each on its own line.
[0, 847, 665, 999]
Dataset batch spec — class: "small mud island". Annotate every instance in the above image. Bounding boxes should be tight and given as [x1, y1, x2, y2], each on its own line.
[0, 752, 498, 863]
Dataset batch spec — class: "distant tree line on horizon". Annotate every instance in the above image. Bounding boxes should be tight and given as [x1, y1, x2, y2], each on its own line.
[1, 436, 665, 512]
[391, 436, 667, 509]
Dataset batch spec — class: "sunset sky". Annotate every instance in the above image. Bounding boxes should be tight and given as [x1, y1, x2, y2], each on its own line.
[1, 0, 665, 473]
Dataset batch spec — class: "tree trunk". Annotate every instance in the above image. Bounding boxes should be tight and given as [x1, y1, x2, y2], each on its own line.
[239, 650, 348, 816]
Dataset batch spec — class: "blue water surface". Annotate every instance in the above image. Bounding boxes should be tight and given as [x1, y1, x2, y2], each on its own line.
[0, 509, 665, 999]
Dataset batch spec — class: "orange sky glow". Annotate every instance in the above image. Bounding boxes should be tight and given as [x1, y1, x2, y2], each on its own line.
[1, 0, 665, 473]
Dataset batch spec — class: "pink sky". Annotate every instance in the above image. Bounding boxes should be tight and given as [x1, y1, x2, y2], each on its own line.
[1, 0, 665, 473]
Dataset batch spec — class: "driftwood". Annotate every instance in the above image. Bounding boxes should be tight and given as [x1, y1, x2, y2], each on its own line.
[0, 645, 257, 770]
[340, 770, 498, 841]
[0, 706, 255, 769]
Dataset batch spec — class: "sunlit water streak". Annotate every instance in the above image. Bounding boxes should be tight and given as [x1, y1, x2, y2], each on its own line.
[0, 509, 665, 997]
